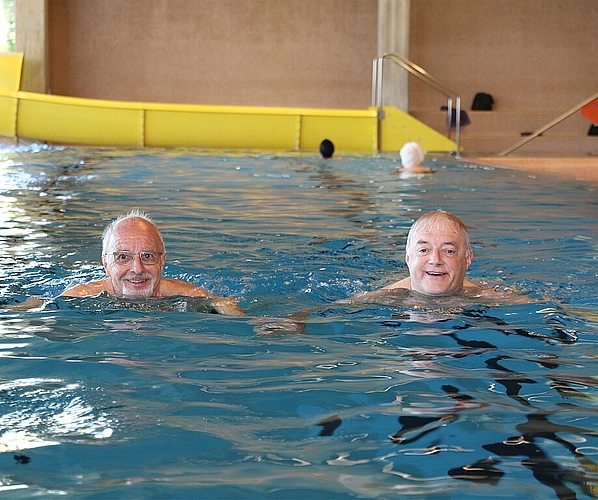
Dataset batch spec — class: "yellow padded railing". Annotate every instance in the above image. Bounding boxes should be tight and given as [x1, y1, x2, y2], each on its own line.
[0, 52, 456, 152]
[0, 52, 23, 137]
[0, 52, 23, 91]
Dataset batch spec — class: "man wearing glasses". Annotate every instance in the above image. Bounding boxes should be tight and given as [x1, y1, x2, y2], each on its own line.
[61, 210, 245, 316]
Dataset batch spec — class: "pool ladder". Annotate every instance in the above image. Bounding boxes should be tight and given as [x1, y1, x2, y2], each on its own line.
[372, 53, 462, 156]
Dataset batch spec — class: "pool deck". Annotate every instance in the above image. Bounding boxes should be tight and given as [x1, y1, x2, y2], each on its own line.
[466, 156, 598, 184]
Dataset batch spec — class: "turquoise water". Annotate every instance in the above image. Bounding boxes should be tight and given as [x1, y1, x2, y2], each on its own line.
[0, 146, 597, 498]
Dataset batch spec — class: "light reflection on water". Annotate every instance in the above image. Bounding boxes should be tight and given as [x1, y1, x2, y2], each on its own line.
[0, 146, 597, 498]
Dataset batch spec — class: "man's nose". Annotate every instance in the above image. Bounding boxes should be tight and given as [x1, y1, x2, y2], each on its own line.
[130, 254, 144, 271]
[428, 248, 442, 264]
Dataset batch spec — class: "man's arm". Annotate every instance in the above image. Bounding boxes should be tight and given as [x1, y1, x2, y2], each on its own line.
[159, 279, 245, 316]
[60, 280, 108, 297]
[209, 297, 246, 317]
[2, 297, 47, 310]
[1, 280, 107, 310]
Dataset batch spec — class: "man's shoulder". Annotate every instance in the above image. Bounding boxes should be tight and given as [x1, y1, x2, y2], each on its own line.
[462, 278, 481, 289]
[382, 277, 411, 290]
[61, 280, 108, 297]
[159, 278, 210, 297]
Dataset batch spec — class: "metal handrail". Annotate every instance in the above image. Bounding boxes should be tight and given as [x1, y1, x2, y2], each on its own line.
[499, 92, 598, 156]
[372, 53, 461, 154]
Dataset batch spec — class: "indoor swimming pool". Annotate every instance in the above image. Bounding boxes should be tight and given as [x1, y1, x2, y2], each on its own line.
[0, 146, 596, 498]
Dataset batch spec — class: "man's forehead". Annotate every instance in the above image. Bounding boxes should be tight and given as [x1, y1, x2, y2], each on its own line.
[108, 223, 161, 248]
[414, 237, 459, 247]
[416, 218, 461, 233]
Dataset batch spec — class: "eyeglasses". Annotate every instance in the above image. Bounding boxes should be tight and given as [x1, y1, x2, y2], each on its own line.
[108, 251, 163, 266]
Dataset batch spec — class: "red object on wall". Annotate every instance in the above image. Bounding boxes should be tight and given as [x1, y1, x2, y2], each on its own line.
[581, 98, 598, 124]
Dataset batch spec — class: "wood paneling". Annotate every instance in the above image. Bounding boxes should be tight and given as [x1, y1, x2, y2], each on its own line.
[48, 0, 378, 109]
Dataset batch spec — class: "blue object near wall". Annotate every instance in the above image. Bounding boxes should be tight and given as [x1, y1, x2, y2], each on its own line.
[440, 106, 471, 126]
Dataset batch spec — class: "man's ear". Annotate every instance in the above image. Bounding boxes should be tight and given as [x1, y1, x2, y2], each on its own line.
[101, 254, 108, 272]
[466, 251, 473, 269]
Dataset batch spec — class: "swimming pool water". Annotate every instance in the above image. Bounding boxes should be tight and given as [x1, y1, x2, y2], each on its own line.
[0, 146, 597, 498]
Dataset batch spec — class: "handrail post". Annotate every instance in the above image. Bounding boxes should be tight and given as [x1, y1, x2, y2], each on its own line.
[372, 53, 461, 155]
[371, 58, 378, 107]
[454, 96, 461, 157]
[376, 56, 384, 108]
[446, 97, 453, 138]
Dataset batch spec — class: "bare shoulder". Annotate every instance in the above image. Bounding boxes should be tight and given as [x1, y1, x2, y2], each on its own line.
[382, 277, 411, 290]
[462, 278, 481, 290]
[158, 279, 210, 297]
[461, 282, 538, 305]
[398, 168, 434, 178]
[61, 280, 108, 297]
[482, 285, 537, 304]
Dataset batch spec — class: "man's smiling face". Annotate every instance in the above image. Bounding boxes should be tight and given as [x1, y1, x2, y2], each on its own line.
[101, 218, 166, 297]
[405, 217, 472, 296]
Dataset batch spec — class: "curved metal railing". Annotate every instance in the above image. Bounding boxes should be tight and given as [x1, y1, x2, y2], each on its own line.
[372, 53, 461, 154]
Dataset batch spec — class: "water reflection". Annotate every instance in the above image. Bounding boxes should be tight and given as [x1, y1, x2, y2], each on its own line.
[307, 296, 594, 496]
[0, 378, 113, 452]
[480, 412, 598, 498]
[0, 150, 103, 299]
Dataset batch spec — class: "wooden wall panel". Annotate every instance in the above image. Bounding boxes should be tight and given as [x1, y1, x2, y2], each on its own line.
[409, 0, 598, 111]
[48, 0, 378, 109]
[47, 0, 598, 115]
